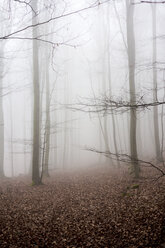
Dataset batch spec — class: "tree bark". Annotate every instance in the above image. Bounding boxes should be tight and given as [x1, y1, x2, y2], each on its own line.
[126, 0, 140, 178]
[0, 45, 5, 177]
[43, 59, 50, 177]
[31, 0, 41, 185]
[0, 79, 4, 177]
[151, 4, 163, 162]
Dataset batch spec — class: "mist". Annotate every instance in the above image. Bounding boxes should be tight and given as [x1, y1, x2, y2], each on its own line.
[0, 0, 165, 247]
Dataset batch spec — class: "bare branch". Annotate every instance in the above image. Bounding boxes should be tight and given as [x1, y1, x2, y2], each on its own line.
[0, 0, 111, 41]
[86, 147, 165, 178]
[141, 1, 165, 3]
[67, 96, 165, 115]
[4, 36, 76, 47]
[13, 0, 36, 14]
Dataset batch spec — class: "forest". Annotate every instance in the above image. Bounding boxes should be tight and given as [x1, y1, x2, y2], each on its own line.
[0, 0, 165, 247]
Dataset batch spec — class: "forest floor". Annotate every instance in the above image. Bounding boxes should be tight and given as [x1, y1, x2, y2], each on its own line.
[0, 166, 165, 248]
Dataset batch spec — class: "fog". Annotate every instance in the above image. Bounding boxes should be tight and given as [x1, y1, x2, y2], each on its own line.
[0, 0, 165, 180]
[1, 1, 165, 247]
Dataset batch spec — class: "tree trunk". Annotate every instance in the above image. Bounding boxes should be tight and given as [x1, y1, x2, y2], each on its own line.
[0, 45, 5, 177]
[151, 4, 163, 162]
[161, 80, 165, 164]
[126, 0, 140, 178]
[0, 83, 4, 177]
[107, 5, 120, 167]
[63, 74, 69, 169]
[43, 60, 50, 177]
[31, 0, 41, 185]
[9, 94, 14, 177]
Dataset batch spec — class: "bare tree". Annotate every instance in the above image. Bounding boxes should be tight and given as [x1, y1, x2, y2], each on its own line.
[0, 0, 11, 177]
[42, 45, 51, 177]
[126, 0, 140, 178]
[0, 50, 5, 177]
[106, 4, 120, 167]
[31, 0, 41, 185]
[151, 3, 163, 162]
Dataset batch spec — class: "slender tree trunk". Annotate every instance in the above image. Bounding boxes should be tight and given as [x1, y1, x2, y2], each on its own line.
[9, 94, 14, 177]
[161, 80, 165, 164]
[126, 0, 140, 178]
[0, 84, 4, 177]
[53, 89, 58, 169]
[151, 4, 163, 162]
[63, 74, 69, 169]
[0, 46, 5, 177]
[43, 61, 50, 177]
[31, 0, 41, 185]
[107, 5, 120, 167]
[98, 8, 112, 165]
[101, 51, 110, 160]
[23, 93, 27, 175]
[113, 1, 129, 155]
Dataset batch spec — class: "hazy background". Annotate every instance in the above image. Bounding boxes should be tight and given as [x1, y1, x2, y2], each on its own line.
[0, 0, 165, 177]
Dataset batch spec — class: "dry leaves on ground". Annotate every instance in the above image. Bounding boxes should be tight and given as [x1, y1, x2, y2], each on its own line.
[0, 167, 165, 248]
